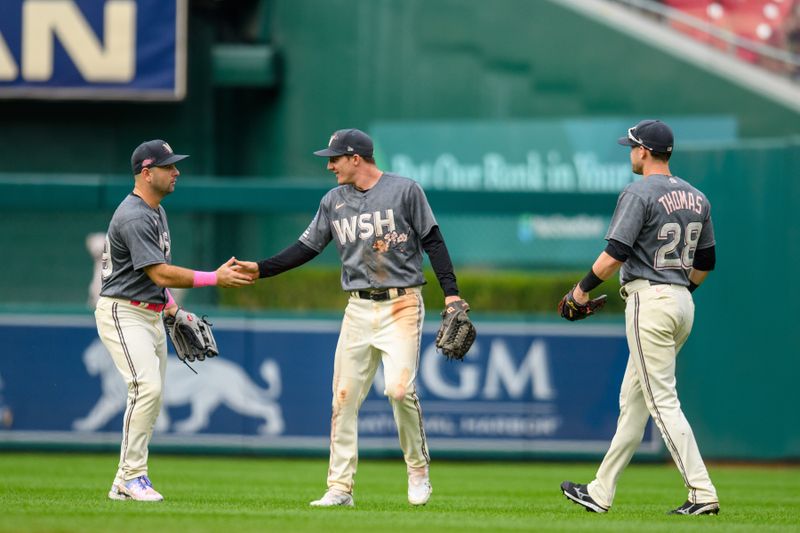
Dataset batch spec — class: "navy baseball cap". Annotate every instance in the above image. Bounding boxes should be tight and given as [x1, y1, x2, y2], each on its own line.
[131, 140, 189, 174]
[618, 120, 674, 153]
[313, 129, 374, 158]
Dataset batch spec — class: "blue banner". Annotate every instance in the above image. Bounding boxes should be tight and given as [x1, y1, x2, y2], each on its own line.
[0, 315, 660, 455]
[0, 0, 186, 100]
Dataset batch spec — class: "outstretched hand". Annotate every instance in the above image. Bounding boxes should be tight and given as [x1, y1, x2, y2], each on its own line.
[216, 257, 256, 288]
[231, 258, 260, 278]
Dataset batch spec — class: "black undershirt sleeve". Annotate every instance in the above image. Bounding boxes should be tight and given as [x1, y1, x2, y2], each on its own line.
[693, 245, 716, 271]
[257, 241, 320, 279]
[578, 270, 604, 293]
[421, 226, 459, 297]
[604, 239, 632, 262]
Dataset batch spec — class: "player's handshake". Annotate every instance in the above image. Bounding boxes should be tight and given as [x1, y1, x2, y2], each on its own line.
[230, 258, 260, 281]
[215, 257, 257, 287]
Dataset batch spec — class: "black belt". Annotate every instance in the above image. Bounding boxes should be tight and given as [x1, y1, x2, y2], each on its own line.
[353, 288, 407, 301]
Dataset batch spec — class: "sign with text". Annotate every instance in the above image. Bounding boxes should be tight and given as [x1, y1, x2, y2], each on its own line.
[0, 315, 660, 456]
[371, 117, 737, 193]
[0, 0, 186, 100]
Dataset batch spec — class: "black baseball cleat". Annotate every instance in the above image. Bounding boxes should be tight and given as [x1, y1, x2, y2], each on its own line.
[560, 481, 609, 513]
[669, 500, 720, 515]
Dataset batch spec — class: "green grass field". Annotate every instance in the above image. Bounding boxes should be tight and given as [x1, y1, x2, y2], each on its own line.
[1, 453, 798, 532]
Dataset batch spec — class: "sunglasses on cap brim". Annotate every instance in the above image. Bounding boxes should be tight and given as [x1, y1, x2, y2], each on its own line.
[627, 127, 655, 151]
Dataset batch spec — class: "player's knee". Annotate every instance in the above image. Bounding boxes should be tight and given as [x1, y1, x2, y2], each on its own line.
[137, 378, 162, 403]
[334, 386, 352, 407]
[386, 383, 407, 402]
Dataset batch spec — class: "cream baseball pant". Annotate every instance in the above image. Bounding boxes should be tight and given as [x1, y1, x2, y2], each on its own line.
[326, 287, 429, 494]
[95, 296, 167, 482]
[588, 280, 717, 507]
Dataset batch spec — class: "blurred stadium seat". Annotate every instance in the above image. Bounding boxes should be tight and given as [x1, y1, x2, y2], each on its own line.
[663, 0, 798, 69]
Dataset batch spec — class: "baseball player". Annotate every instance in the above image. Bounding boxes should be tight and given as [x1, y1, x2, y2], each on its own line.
[233, 128, 465, 507]
[95, 140, 253, 501]
[559, 120, 719, 515]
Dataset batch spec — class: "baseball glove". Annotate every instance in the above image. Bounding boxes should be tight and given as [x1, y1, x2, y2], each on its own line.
[558, 287, 607, 321]
[435, 299, 476, 361]
[163, 309, 218, 362]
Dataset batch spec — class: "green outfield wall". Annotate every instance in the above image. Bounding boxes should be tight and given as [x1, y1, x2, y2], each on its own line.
[0, 139, 797, 459]
[0, 0, 797, 459]
[669, 139, 800, 459]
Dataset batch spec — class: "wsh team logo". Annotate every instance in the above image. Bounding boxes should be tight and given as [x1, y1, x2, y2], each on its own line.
[73, 340, 285, 435]
[332, 209, 396, 244]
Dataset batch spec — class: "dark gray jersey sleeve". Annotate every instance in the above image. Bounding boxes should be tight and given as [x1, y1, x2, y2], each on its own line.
[299, 200, 334, 252]
[120, 217, 167, 270]
[697, 204, 716, 249]
[407, 181, 437, 237]
[605, 191, 646, 246]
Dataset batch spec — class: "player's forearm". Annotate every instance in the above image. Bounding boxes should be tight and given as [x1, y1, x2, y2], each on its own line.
[688, 268, 709, 292]
[688, 245, 714, 292]
[689, 268, 708, 285]
[573, 252, 623, 302]
[256, 241, 319, 278]
[144, 264, 217, 288]
[591, 252, 623, 281]
[144, 263, 195, 288]
[164, 289, 178, 316]
[421, 226, 459, 297]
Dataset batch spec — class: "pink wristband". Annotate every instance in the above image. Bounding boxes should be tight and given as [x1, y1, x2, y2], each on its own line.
[192, 271, 217, 287]
[165, 289, 176, 308]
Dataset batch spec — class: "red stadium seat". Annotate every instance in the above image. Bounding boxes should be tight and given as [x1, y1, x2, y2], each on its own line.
[663, 0, 797, 65]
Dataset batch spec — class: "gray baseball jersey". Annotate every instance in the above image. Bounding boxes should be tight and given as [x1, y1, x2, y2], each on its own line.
[99, 194, 172, 303]
[300, 173, 437, 291]
[606, 174, 715, 286]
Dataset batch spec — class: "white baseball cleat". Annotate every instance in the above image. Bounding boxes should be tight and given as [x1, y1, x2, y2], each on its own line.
[114, 475, 164, 502]
[108, 483, 131, 500]
[408, 467, 432, 505]
[309, 489, 354, 507]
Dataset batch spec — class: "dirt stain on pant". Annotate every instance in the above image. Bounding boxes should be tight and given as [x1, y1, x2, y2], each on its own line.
[391, 295, 419, 335]
[390, 368, 411, 401]
[336, 387, 349, 406]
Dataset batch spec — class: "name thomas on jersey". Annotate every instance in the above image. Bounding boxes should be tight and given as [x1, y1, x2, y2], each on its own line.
[657, 190, 704, 215]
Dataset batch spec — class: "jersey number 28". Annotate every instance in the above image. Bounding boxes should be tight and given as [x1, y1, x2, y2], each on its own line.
[655, 222, 702, 270]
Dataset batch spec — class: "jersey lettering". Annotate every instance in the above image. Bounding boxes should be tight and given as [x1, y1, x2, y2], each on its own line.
[373, 209, 395, 236]
[333, 209, 396, 245]
[657, 190, 703, 215]
[358, 213, 374, 239]
[332, 216, 358, 244]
